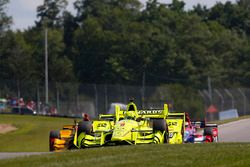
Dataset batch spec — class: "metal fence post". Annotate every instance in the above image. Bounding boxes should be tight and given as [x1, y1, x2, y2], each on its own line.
[76, 92, 79, 113]
[105, 84, 108, 112]
[56, 88, 60, 114]
[37, 85, 40, 114]
[94, 84, 98, 115]
[238, 88, 247, 115]
[202, 90, 212, 104]
[122, 85, 126, 103]
[214, 89, 224, 111]
[159, 88, 164, 107]
[225, 89, 235, 109]
[17, 80, 21, 114]
[198, 90, 207, 119]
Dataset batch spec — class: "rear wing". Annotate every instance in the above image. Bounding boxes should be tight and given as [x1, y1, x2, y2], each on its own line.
[191, 121, 218, 128]
[137, 104, 169, 119]
[99, 114, 116, 120]
[99, 103, 169, 122]
[167, 113, 186, 131]
[191, 121, 206, 128]
[205, 123, 218, 128]
[168, 113, 186, 119]
[62, 125, 75, 130]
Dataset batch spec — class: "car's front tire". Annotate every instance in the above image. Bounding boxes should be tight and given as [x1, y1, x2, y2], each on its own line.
[78, 121, 92, 135]
[49, 130, 60, 151]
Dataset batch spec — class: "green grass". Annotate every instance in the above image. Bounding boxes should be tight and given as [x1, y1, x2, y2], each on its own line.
[0, 114, 76, 152]
[0, 143, 250, 167]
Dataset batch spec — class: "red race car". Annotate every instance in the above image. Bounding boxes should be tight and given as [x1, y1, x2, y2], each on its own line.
[191, 121, 218, 143]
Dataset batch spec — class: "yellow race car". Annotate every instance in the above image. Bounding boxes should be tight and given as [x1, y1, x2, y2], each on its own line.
[49, 102, 185, 151]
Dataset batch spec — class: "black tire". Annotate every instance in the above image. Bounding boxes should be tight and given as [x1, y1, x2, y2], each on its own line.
[152, 119, 168, 143]
[49, 130, 60, 151]
[204, 127, 213, 136]
[78, 121, 92, 135]
[163, 130, 169, 143]
[153, 119, 167, 131]
[50, 130, 60, 138]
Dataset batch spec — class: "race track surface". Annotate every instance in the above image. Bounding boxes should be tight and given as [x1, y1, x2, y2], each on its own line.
[219, 118, 250, 142]
[0, 152, 49, 160]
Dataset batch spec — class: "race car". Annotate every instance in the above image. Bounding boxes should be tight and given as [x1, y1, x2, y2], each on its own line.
[74, 101, 169, 148]
[49, 101, 169, 151]
[191, 121, 218, 143]
[183, 120, 218, 143]
[49, 124, 77, 151]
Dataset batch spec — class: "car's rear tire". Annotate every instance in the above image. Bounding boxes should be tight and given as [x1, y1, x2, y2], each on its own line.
[163, 130, 169, 143]
[153, 119, 167, 131]
[49, 130, 60, 151]
[204, 127, 213, 136]
[78, 121, 92, 135]
[205, 127, 219, 142]
[152, 119, 168, 143]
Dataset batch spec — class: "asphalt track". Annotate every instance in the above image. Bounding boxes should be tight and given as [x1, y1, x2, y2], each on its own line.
[0, 118, 249, 160]
[0, 152, 49, 160]
[219, 118, 250, 142]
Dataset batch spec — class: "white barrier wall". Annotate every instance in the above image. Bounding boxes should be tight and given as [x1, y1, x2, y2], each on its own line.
[219, 109, 239, 120]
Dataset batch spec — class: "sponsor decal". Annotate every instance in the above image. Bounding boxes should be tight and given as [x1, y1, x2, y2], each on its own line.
[97, 123, 107, 128]
[168, 122, 177, 126]
[138, 110, 163, 115]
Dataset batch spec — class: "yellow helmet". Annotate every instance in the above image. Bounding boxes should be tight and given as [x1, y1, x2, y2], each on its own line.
[124, 111, 135, 119]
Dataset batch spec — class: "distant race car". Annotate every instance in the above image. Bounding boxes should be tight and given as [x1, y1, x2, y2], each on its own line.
[183, 112, 218, 143]
[192, 121, 218, 143]
[49, 102, 170, 151]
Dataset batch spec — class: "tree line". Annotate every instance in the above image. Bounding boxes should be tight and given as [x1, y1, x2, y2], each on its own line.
[1, 0, 250, 90]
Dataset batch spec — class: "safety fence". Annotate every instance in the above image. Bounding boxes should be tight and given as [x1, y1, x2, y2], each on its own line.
[0, 80, 249, 121]
[199, 88, 250, 121]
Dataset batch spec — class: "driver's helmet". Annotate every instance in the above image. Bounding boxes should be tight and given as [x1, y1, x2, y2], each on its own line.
[124, 111, 136, 120]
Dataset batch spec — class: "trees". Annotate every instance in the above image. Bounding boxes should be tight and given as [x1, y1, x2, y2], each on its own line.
[0, 0, 12, 73]
[0, 31, 37, 98]
[62, 11, 78, 59]
[168, 0, 185, 12]
[22, 27, 75, 84]
[1, 0, 250, 89]
[36, 0, 68, 28]
[0, 0, 12, 35]
[72, 0, 145, 84]
[1, 0, 250, 117]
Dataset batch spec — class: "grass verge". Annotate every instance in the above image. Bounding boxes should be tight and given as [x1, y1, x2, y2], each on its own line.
[0, 114, 76, 152]
[0, 143, 250, 167]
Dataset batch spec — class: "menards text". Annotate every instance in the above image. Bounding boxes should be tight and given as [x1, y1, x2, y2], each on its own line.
[138, 110, 163, 115]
